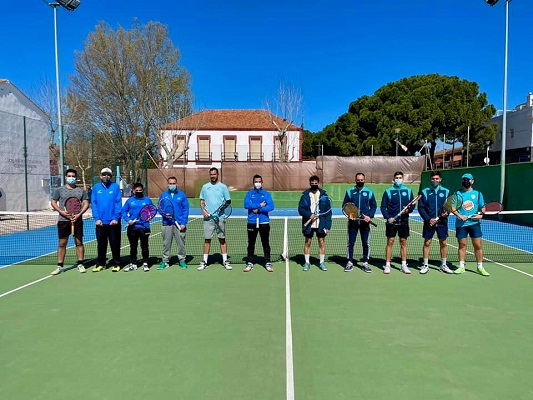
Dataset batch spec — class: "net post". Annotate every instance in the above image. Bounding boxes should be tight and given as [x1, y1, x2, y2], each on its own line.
[282, 217, 289, 261]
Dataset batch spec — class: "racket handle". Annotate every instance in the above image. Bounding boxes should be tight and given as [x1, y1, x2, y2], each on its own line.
[369, 220, 377, 227]
[71, 221, 74, 236]
[256, 216, 259, 228]
[174, 221, 180, 229]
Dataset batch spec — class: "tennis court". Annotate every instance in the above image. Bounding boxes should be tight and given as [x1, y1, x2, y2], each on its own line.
[1, 210, 532, 399]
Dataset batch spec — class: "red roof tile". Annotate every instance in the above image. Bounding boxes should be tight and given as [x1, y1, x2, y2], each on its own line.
[161, 109, 302, 131]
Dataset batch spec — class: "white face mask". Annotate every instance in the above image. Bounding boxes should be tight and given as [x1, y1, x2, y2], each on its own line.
[394, 178, 403, 187]
[254, 182, 262, 190]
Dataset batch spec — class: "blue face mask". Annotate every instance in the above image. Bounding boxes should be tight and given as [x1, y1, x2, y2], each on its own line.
[168, 185, 177, 192]
[66, 177, 76, 185]
[394, 179, 403, 187]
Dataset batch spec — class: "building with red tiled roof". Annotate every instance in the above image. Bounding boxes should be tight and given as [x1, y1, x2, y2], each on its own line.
[159, 109, 303, 166]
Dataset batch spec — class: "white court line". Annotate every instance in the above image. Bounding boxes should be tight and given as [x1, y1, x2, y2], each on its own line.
[285, 255, 295, 400]
[0, 238, 145, 300]
[0, 276, 52, 299]
[410, 229, 533, 278]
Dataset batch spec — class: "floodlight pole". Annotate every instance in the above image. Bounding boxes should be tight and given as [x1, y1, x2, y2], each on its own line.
[50, 2, 65, 185]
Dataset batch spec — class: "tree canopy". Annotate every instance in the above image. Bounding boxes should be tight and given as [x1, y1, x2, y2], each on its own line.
[67, 20, 192, 183]
[307, 74, 496, 161]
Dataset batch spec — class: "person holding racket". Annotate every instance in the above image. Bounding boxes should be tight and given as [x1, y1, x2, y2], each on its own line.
[197, 167, 232, 271]
[298, 175, 332, 272]
[91, 167, 123, 272]
[342, 172, 377, 273]
[418, 171, 453, 274]
[50, 169, 90, 275]
[157, 177, 190, 270]
[451, 173, 489, 277]
[243, 174, 275, 272]
[121, 183, 155, 272]
[381, 171, 417, 274]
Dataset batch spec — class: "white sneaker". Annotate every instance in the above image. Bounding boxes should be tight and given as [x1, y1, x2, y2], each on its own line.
[142, 263, 150, 272]
[243, 262, 253, 272]
[440, 264, 453, 274]
[383, 265, 391, 274]
[223, 261, 232, 270]
[419, 265, 429, 274]
[77, 264, 86, 273]
[401, 265, 412, 275]
[50, 266, 63, 276]
[265, 262, 274, 273]
[197, 261, 208, 271]
[123, 263, 138, 272]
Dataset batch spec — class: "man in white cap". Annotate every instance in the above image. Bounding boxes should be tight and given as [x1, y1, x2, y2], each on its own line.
[91, 167, 123, 272]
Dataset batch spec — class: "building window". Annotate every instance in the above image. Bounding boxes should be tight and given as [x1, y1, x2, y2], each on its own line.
[172, 135, 186, 159]
[197, 136, 211, 161]
[249, 137, 262, 161]
[223, 136, 236, 161]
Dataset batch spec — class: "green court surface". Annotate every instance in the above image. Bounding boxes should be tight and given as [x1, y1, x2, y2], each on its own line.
[1, 238, 533, 399]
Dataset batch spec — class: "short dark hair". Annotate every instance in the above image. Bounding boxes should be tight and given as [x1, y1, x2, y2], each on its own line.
[66, 168, 77, 177]
[309, 175, 320, 183]
[134, 182, 144, 190]
[167, 176, 177, 183]
[430, 171, 441, 178]
[355, 172, 365, 179]
[253, 174, 262, 181]
[209, 167, 219, 174]
[393, 171, 403, 178]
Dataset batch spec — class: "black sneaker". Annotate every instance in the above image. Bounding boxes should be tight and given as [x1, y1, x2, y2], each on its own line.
[344, 261, 354, 272]
[361, 262, 372, 273]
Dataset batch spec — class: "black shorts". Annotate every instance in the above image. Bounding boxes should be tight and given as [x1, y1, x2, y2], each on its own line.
[304, 228, 327, 238]
[385, 222, 410, 238]
[58, 220, 83, 240]
[422, 222, 449, 240]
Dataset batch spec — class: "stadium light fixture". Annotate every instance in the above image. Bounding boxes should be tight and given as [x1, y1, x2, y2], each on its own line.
[484, 0, 510, 204]
[47, 1, 81, 185]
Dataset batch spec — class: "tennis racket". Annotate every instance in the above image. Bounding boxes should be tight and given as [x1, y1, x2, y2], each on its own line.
[430, 192, 463, 226]
[342, 202, 377, 227]
[466, 201, 503, 220]
[158, 197, 180, 228]
[64, 197, 82, 236]
[211, 202, 233, 222]
[304, 195, 332, 227]
[388, 194, 422, 224]
[133, 204, 157, 223]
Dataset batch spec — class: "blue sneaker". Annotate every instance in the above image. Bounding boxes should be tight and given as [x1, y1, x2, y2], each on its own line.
[302, 263, 310, 272]
[319, 262, 328, 271]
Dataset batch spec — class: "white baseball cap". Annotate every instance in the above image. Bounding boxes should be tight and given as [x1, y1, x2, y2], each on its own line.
[100, 167, 112, 175]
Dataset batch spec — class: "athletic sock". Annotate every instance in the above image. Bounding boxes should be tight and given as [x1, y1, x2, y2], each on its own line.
[304, 254, 310, 264]
[58, 262, 64, 267]
[423, 258, 429, 266]
[203, 254, 208, 263]
[459, 260, 465, 268]
[401, 261, 407, 267]
[441, 258, 447, 266]
[477, 262, 483, 269]
[319, 254, 325, 263]
[77, 260, 83, 265]
[385, 262, 391, 267]
[222, 254, 227, 263]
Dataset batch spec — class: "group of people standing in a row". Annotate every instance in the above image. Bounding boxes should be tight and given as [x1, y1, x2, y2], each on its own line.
[49, 167, 489, 277]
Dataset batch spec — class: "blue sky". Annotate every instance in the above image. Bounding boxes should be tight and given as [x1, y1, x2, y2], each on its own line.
[2, 0, 532, 136]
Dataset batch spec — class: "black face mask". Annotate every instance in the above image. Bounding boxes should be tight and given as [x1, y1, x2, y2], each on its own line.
[135, 192, 144, 198]
[356, 182, 364, 188]
[462, 180, 472, 189]
[310, 184, 319, 192]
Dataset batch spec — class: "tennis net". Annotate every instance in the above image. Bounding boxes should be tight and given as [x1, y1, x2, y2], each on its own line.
[1, 211, 532, 267]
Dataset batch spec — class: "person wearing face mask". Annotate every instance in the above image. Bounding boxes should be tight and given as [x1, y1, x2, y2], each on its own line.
[121, 183, 154, 272]
[157, 176, 189, 270]
[342, 172, 377, 273]
[418, 171, 453, 274]
[298, 175, 332, 271]
[381, 171, 416, 274]
[243, 174, 275, 272]
[91, 167, 123, 272]
[451, 173, 489, 277]
[50, 168, 90, 275]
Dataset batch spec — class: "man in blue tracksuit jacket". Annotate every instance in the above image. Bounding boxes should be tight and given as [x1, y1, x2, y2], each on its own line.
[91, 167, 123, 272]
[157, 176, 190, 270]
[298, 175, 332, 272]
[243, 174, 275, 272]
[121, 182, 154, 271]
[417, 170, 453, 275]
[380, 171, 416, 275]
[342, 172, 377, 273]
